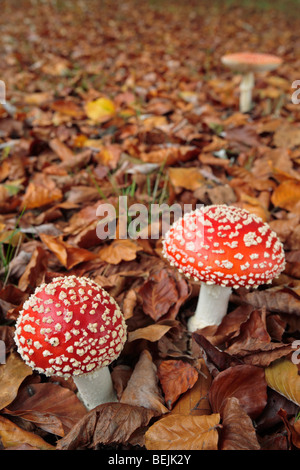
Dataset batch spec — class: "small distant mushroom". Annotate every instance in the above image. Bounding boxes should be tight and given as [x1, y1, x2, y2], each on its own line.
[162, 205, 285, 332]
[14, 275, 127, 410]
[221, 52, 282, 113]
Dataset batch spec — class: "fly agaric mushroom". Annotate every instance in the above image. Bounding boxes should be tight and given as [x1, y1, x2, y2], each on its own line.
[221, 52, 282, 113]
[14, 275, 127, 410]
[162, 205, 285, 332]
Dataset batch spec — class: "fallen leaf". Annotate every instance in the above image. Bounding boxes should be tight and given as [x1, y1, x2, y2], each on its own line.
[220, 397, 261, 450]
[57, 403, 156, 450]
[0, 415, 55, 450]
[18, 246, 49, 292]
[21, 174, 63, 209]
[265, 358, 300, 406]
[85, 97, 116, 123]
[0, 353, 32, 410]
[120, 349, 168, 414]
[6, 382, 87, 436]
[157, 359, 198, 409]
[40, 233, 98, 269]
[139, 269, 178, 321]
[49, 138, 75, 162]
[209, 364, 268, 419]
[168, 167, 204, 191]
[98, 239, 142, 265]
[128, 322, 174, 342]
[271, 180, 300, 212]
[171, 359, 212, 416]
[145, 412, 220, 450]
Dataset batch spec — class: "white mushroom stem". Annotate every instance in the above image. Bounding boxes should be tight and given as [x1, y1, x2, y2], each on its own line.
[239, 71, 254, 113]
[187, 283, 232, 332]
[73, 366, 117, 410]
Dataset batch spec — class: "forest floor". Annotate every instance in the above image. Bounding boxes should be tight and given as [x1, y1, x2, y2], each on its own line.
[0, 0, 300, 451]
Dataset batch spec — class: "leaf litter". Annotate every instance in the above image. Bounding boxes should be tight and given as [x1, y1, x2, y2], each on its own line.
[0, 0, 300, 451]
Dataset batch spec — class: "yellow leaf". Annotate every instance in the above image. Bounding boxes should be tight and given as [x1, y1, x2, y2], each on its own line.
[85, 97, 116, 123]
[265, 358, 300, 406]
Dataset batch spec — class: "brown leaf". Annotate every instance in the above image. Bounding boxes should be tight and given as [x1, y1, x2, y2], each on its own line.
[171, 359, 212, 416]
[220, 397, 261, 450]
[139, 269, 178, 321]
[128, 322, 174, 343]
[271, 180, 300, 212]
[98, 239, 142, 265]
[168, 167, 204, 191]
[224, 309, 293, 366]
[51, 100, 85, 119]
[17, 246, 49, 292]
[21, 174, 63, 209]
[245, 286, 300, 316]
[139, 145, 198, 165]
[120, 349, 168, 414]
[209, 364, 268, 419]
[49, 138, 75, 162]
[145, 413, 220, 450]
[273, 123, 300, 149]
[157, 360, 198, 409]
[57, 402, 156, 450]
[6, 382, 87, 436]
[0, 415, 55, 450]
[0, 353, 32, 410]
[278, 408, 300, 449]
[40, 233, 98, 269]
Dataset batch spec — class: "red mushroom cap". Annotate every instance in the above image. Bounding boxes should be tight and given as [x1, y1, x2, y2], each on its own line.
[162, 205, 285, 289]
[14, 276, 127, 378]
[221, 52, 282, 73]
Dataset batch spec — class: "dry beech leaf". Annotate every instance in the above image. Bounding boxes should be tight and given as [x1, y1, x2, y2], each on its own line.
[6, 382, 87, 436]
[120, 349, 168, 415]
[265, 359, 300, 406]
[98, 239, 142, 265]
[18, 246, 49, 292]
[224, 309, 293, 367]
[209, 364, 268, 419]
[157, 360, 199, 409]
[57, 403, 156, 450]
[40, 233, 98, 269]
[49, 138, 75, 162]
[168, 167, 204, 191]
[171, 358, 212, 416]
[244, 285, 300, 316]
[220, 397, 260, 450]
[51, 100, 85, 119]
[0, 415, 54, 450]
[271, 180, 300, 211]
[278, 408, 300, 449]
[0, 353, 32, 410]
[21, 175, 63, 209]
[139, 145, 198, 165]
[127, 322, 174, 343]
[139, 269, 178, 321]
[145, 412, 220, 450]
